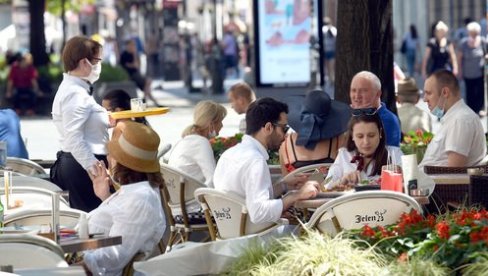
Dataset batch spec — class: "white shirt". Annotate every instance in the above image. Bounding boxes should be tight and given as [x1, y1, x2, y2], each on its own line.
[420, 99, 486, 168]
[52, 74, 109, 171]
[84, 181, 165, 276]
[213, 135, 283, 224]
[168, 134, 215, 187]
[398, 103, 433, 134]
[326, 147, 403, 189]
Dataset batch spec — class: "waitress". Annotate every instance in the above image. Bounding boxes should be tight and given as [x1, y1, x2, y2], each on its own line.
[50, 36, 110, 212]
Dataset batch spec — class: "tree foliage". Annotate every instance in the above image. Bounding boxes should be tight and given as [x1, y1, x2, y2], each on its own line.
[46, 0, 94, 16]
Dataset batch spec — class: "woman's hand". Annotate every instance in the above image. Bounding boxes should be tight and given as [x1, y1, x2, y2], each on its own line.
[88, 161, 111, 201]
[340, 171, 361, 187]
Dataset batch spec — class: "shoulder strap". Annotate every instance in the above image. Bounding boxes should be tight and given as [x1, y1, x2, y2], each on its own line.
[289, 134, 299, 161]
[327, 139, 333, 158]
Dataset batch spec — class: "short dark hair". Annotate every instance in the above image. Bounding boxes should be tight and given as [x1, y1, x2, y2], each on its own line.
[62, 36, 102, 72]
[429, 69, 460, 96]
[103, 89, 131, 111]
[346, 113, 387, 177]
[246, 97, 288, 135]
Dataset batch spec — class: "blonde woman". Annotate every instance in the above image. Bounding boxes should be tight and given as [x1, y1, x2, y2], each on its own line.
[421, 21, 458, 79]
[168, 100, 227, 187]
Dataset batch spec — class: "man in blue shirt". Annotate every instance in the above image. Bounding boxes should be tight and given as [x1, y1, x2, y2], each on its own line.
[349, 71, 401, 147]
[0, 109, 28, 158]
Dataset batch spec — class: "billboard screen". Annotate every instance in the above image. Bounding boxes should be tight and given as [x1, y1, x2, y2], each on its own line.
[255, 0, 312, 86]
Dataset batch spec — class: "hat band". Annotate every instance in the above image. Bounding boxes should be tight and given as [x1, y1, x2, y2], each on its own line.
[118, 134, 157, 161]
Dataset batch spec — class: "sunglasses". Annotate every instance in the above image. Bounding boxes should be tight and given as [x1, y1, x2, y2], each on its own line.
[273, 123, 290, 133]
[351, 107, 379, 116]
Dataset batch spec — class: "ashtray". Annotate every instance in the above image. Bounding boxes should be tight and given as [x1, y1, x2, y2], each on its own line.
[410, 189, 429, 196]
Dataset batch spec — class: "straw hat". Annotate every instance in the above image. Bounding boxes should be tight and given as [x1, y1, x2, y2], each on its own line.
[108, 121, 160, 173]
[397, 78, 419, 95]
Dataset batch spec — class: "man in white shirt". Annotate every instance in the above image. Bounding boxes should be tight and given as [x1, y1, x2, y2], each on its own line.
[420, 70, 486, 168]
[213, 98, 319, 224]
[227, 82, 256, 133]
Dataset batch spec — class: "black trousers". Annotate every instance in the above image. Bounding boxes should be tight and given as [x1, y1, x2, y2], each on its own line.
[50, 151, 107, 212]
[465, 76, 484, 114]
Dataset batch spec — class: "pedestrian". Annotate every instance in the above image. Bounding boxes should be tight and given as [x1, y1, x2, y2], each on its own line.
[401, 24, 420, 77]
[50, 36, 110, 212]
[421, 21, 458, 79]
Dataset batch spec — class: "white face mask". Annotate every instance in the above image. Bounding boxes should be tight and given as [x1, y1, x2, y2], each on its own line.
[208, 129, 217, 139]
[84, 58, 102, 84]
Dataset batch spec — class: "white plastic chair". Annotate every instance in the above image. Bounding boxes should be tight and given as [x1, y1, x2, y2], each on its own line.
[160, 163, 210, 251]
[0, 234, 67, 269]
[274, 163, 332, 195]
[0, 175, 62, 192]
[305, 191, 422, 236]
[0, 186, 68, 206]
[4, 209, 86, 229]
[194, 188, 288, 240]
[6, 157, 46, 176]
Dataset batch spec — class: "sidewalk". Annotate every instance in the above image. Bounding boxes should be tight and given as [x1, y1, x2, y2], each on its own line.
[20, 79, 244, 161]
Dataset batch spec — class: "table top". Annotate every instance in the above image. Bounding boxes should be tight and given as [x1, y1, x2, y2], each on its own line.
[428, 174, 470, 185]
[59, 235, 122, 253]
[295, 192, 429, 209]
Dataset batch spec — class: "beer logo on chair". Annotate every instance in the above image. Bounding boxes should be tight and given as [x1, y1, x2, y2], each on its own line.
[355, 209, 387, 223]
[213, 207, 232, 220]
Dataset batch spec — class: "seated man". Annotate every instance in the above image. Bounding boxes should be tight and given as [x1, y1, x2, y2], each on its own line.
[420, 70, 486, 168]
[213, 98, 319, 224]
[350, 71, 401, 147]
[397, 77, 432, 134]
[0, 108, 28, 159]
[227, 82, 256, 133]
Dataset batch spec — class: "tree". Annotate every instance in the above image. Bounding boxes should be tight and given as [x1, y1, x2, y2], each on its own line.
[28, 0, 50, 67]
[335, 0, 396, 113]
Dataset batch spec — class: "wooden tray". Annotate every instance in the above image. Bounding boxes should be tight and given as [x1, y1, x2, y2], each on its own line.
[110, 107, 170, 119]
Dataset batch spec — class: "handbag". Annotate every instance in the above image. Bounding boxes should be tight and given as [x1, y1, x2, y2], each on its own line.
[400, 39, 407, 54]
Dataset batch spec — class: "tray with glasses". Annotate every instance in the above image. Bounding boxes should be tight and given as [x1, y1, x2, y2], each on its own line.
[109, 107, 170, 119]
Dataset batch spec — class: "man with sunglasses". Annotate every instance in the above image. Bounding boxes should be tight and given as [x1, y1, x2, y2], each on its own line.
[213, 98, 320, 224]
[350, 71, 401, 147]
[419, 70, 485, 168]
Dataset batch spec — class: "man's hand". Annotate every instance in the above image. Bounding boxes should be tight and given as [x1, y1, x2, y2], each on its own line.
[286, 173, 309, 190]
[296, 181, 320, 200]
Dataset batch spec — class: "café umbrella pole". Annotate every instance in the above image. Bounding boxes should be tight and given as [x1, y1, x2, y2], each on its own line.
[485, 0, 488, 126]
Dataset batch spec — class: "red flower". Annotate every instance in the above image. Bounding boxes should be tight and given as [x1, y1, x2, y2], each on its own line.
[436, 221, 450, 239]
[361, 225, 376, 237]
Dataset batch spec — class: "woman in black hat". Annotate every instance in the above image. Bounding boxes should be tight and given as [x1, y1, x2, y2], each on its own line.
[279, 89, 351, 175]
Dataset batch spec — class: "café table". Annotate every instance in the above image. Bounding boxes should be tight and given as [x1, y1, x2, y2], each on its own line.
[60, 235, 122, 253]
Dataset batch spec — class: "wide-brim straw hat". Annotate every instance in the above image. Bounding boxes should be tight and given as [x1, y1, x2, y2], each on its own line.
[397, 78, 419, 95]
[108, 121, 160, 173]
[288, 89, 351, 145]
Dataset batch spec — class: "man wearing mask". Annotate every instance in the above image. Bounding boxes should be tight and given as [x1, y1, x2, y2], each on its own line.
[213, 98, 319, 224]
[419, 70, 485, 169]
[349, 71, 401, 147]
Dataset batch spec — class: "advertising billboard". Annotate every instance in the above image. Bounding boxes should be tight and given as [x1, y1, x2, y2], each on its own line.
[254, 0, 312, 87]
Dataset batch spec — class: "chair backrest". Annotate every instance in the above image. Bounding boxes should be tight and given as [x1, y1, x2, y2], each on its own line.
[469, 175, 488, 208]
[6, 157, 46, 175]
[194, 188, 277, 239]
[4, 209, 86, 228]
[0, 186, 69, 206]
[0, 234, 67, 268]
[424, 164, 488, 175]
[160, 163, 205, 209]
[306, 191, 422, 236]
[0, 175, 62, 192]
[279, 163, 332, 184]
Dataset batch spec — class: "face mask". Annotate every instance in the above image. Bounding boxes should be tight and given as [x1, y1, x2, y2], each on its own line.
[430, 94, 446, 119]
[84, 59, 102, 84]
[208, 129, 217, 138]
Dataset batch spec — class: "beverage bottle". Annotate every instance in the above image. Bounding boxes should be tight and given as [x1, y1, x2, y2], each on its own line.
[78, 213, 89, 239]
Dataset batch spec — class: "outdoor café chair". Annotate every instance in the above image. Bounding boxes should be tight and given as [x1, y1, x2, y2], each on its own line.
[159, 163, 211, 252]
[6, 157, 46, 176]
[274, 163, 332, 196]
[194, 188, 288, 240]
[0, 175, 62, 192]
[0, 233, 67, 269]
[0, 186, 69, 206]
[4, 209, 86, 229]
[306, 190, 422, 236]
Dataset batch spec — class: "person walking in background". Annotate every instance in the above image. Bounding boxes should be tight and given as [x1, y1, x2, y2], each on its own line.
[120, 39, 163, 107]
[322, 17, 337, 84]
[421, 21, 458, 79]
[457, 21, 487, 115]
[222, 27, 239, 78]
[0, 108, 29, 159]
[227, 82, 256, 133]
[50, 36, 110, 212]
[6, 53, 42, 116]
[279, 89, 350, 176]
[396, 78, 432, 134]
[401, 24, 420, 77]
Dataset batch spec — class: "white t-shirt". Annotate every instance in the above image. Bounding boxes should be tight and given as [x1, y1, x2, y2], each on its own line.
[419, 99, 486, 168]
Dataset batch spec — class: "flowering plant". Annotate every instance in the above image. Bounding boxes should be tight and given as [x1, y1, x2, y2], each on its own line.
[209, 133, 243, 161]
[347, 208, 488, 271]
[400, 129, 434, 162]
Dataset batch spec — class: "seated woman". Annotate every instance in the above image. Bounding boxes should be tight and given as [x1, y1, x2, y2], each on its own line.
[325, 113, 402, 190]
[83, 121, 165, 275]
[279, 89, 350, 175]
